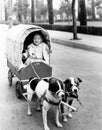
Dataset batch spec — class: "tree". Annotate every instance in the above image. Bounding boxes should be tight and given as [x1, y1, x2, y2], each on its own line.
[72, 0, 78, 39]
[96, 0, 102, 8]
[13, 0, 29, 22]
[47, 0, 54, 24]
[38, 5, 47, 21]
[31, 0, 35, 22]
[35, 1, 47, 21]
[86, 6, 92, 19]
[59, 0, 72, 24]
[6, 0, 13, 20]
[17, 0, 23, 22]
[87, 0, 102, 20]
[97, 8, 102, 19]
[4, 0, 7, 21]
[78, 0, 87, 26]
[91, 0, 102, 20]
[92, 0, 95, 20]
[23, 0, 29, 21]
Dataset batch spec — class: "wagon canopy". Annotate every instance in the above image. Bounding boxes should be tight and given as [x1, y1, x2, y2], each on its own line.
[6, 24, 51, 70]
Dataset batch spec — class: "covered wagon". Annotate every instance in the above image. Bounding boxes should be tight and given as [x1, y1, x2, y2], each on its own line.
[6, 24, 52, 98]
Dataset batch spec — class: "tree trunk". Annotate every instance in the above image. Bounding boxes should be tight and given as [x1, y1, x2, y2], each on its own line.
[18, 0, 22, 22]
[72, 0, 78, 39]
[47, 0, 54, 24]
[92, 0, 95, 20]
[4, 0, 7, 21]
[18, 13, 22, 22]
[31, 0, 35, 23]
[78, 0, 87, 26]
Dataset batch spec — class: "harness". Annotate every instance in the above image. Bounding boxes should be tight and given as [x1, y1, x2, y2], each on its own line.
[63, 83, 83, 107]
[63, 83, 78, 98]
[42, 90, 61, 106]
[43, 96, 61, 106]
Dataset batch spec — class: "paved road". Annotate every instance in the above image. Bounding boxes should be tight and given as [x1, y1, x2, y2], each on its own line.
[0, 29, 102, 130]
[51, 43, 102, 130]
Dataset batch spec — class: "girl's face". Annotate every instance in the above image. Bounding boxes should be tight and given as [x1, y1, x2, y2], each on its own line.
[33, 34, 42, 46]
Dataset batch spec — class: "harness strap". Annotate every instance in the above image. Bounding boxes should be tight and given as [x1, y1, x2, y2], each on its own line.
[31, 63, 40, 79]
[43, 96, 61, 106]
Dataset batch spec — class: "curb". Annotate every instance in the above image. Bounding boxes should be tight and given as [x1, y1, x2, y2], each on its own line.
[51, 38, 102, 54]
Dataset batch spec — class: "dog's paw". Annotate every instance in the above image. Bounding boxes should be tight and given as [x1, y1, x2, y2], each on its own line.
[36, 105, 42, 111]
[56, 122, 63, 128]
[62, 117, 68, 122]
[36, 107, 41, 112]
[68, 113, 72, 118]
[44, 126, 50, 130]
[27, 111, 32, 116]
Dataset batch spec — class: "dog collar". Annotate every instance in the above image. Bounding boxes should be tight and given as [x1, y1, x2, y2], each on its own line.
[44, 96, 61, 106]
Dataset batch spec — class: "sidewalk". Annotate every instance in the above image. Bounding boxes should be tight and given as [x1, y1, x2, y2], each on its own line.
[0, 24, 102, 54]
[48, 30, 102, 53]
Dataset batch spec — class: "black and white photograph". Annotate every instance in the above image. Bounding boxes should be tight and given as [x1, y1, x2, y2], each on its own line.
[0, 0, 102, 130]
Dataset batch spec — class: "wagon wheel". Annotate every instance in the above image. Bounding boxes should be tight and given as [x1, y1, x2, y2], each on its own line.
[15, 81, 23, 99]
[8, 69, 13, 86]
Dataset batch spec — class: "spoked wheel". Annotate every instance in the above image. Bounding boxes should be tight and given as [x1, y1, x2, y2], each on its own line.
[8, 69, 13, 86]
[15, 81, 23, 99]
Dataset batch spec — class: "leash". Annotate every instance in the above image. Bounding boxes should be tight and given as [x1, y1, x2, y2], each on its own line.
[60, 101, 78, 117]
[31, 62, 40, 79]
[49, 52, 50, 65]
[44, 96, 61, 106]
[61, 108, 79, 118]
[63, 84, 83, 107]
[76, 98, 83, 107]
[61, 101, 77, 111]
[42, 90, 61, 106]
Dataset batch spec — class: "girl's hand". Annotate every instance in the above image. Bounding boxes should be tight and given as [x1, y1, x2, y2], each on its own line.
[47, 49, 52, 54]
[32, 53, 37, 59]
[22, 52, 27, 59]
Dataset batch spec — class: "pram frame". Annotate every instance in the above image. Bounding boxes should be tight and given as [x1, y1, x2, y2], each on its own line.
[7, 24, 52, 98]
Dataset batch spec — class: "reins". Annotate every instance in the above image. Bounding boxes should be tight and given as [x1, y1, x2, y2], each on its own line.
[76, 98, 83, 107]
[31, 62, 40, 79]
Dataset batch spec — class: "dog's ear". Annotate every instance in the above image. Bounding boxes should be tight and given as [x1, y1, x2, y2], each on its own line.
[49, 77, 56, 84]
[49, 77, 55, 91]
[43, 78, 49, 82]
[64, 79, 71, 85]
[48, 77, 59, 93]
[29, 77, 34, 81]
[77, 77, 82, 83]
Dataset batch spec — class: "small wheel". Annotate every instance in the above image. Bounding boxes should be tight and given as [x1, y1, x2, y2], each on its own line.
[8, 69, 13, 86]
[15, 81, 23, 99]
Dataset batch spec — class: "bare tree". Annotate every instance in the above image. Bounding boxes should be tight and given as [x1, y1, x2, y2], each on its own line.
[18, 0, 23, 22]
[92, 0, 95, 20]
[87, 0, 102, 20]
[72, 0, 78, 39]
[35, 1, 47, 21]
[47, 0, 54, 24]
[23, 0, 29, 21]
[59, 0, 72, 24]
[31, 0, 35, 23]
[78, 0, 87, 25]
[96, 0, 102, 8]
[4, 0, 7, 21]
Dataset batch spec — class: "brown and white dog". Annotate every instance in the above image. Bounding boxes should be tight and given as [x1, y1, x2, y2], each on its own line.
[61, 77, 82, 122]
[23, 77, 65, 130]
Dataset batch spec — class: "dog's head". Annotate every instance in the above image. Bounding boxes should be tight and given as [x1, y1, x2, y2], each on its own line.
[48, 77, 65, 100]
[63, 77, 82, 98]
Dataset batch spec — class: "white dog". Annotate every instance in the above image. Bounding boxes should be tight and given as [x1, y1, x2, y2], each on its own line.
[23, 77, 65, 130]
[61, 77, 82, 122]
